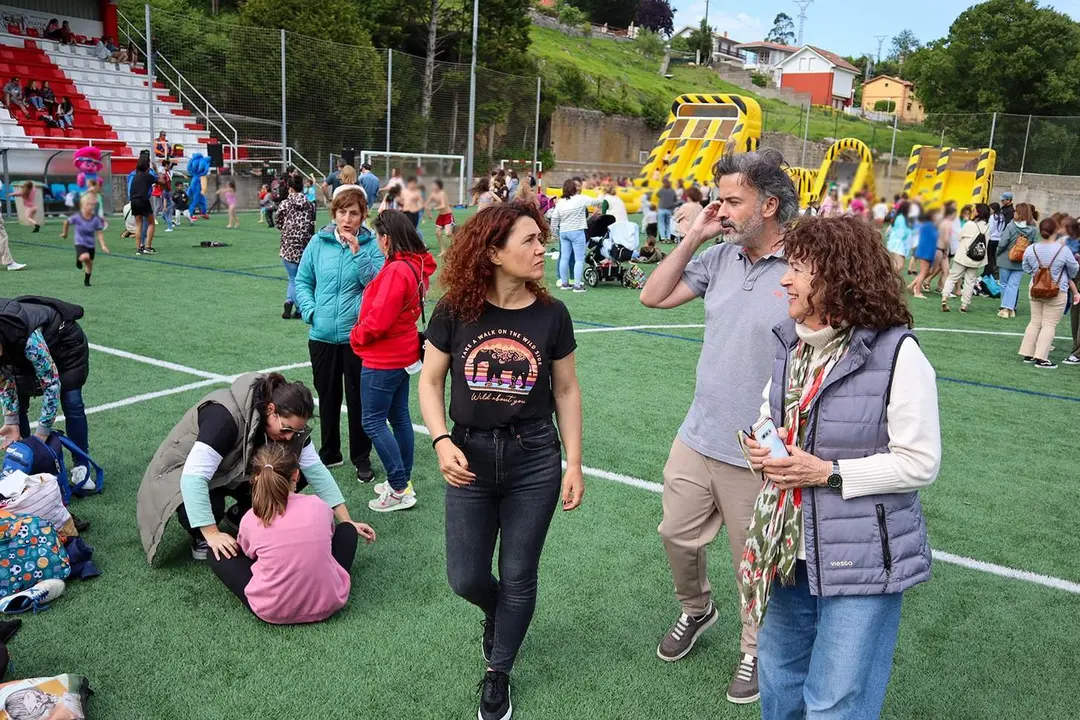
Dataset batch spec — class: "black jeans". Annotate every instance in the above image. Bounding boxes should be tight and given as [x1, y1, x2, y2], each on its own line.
[309, 340, 371, 467]
[176, 483, 253, 540]
[208, 522, 358, 614]
[986, 241, 999, 277]
[445, 418, 563, 672]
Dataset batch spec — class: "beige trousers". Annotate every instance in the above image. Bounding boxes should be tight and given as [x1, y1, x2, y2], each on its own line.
[0, 217, 13, 266]
[941, 262, 981, 307]
[1020, 290, 1067, 361]
[658, 437, 759, 655]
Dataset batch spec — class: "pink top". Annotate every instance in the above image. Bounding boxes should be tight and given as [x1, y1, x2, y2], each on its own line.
[237, 493, 351, 624]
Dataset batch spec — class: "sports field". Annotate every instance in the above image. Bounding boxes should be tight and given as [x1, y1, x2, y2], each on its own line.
[4, 211, 1079, 719]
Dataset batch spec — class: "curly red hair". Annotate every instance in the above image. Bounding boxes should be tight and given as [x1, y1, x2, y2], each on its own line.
[437, 201, 552, 323]
[785, 216, 914, 330]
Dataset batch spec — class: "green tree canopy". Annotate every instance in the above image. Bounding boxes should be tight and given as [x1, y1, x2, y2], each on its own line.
[765, 13, 795, 45]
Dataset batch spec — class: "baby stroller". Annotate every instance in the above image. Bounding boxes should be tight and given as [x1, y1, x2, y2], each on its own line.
[583, 216, 642, 288]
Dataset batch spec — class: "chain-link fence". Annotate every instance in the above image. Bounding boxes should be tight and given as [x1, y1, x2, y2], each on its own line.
[119, 6, 539, 181]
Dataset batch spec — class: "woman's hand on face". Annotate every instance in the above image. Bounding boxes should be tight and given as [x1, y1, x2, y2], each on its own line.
[339, 229, 360, 254]
[203, 528, 240, 561]
[436, 441, 475, 487]
[561, 466, 584, 511]
[352, 522, 376, 543]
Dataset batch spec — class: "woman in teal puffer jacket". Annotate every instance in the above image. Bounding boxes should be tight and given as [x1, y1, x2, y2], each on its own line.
[295, 187, 384, 483]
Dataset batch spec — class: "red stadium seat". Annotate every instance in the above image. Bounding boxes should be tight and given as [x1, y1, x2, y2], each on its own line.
[7, 25, 22, 36]
[25, 28, 39, 38]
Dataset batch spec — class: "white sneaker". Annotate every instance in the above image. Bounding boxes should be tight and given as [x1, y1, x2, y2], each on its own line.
[368, 485, 417, 512]
[0, 579, 66, 614]
[1064, 355, 1080, 366]
[6, 262, 26, 271]
[556, 282, 572, 291]
[374, 480, 415, 496]
[165, 228, 174, 232]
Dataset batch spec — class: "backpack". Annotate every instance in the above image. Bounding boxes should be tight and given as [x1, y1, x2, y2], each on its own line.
[966, 222, 988, 262]
[1029, 245, 1066, 299]
[1008, 227, 1034, 262]
[978, 274, 1001, 298]
[0, 510, 70, 597]
[2, 431, 104, 503]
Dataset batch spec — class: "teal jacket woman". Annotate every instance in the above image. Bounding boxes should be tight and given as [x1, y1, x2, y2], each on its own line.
[293, 187, 385, 480]
[295, 224, 384, 344]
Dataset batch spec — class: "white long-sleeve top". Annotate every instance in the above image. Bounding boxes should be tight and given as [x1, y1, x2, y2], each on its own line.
[758, 324, 941, 559]
[548, 194, 597, 236]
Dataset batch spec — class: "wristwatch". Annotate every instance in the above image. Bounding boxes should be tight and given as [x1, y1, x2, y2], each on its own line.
[826, 461, 843, 491]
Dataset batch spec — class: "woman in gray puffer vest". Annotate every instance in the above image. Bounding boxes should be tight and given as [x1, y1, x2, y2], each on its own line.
[742, 217, 941, 720]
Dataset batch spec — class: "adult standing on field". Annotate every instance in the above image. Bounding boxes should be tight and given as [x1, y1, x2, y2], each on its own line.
[1018, 218, 1080, 369]
[996, 202, 1039, 318]
[742, 217, 940, 720]
[640, 148, 798, 705]
[656, 178, 677, 242]
[941, 203, 990, 313]
[295, 187, 383, 483]
[419, 201, 584, 720]
[359, 163, 380, 210]
[276, 174, 316, 320]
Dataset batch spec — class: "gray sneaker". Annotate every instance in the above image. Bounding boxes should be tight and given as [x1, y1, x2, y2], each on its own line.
[656, 603, 717, 661]
[726, 653, 760, 704]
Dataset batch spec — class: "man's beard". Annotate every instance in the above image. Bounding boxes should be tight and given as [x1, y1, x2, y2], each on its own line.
[722, 210, 765, 247]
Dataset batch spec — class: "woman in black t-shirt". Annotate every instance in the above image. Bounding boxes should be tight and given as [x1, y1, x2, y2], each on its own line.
[420, 201, 584, 720]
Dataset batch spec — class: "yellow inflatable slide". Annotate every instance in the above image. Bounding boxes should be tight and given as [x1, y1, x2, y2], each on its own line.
[903, 145, 996, 210]
[809, 138, 875, 209]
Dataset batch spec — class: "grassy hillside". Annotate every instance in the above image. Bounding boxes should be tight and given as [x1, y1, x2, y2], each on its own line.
[530, 25, 938, 166]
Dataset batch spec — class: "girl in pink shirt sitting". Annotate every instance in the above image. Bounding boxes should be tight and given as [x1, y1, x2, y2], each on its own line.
[208, 443, 377, 624]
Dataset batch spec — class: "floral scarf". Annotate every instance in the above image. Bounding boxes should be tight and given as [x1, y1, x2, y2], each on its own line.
[739, 328, 852, 627]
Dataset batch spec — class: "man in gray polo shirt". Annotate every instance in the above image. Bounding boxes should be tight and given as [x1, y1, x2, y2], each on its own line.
[641, 148, 797, 705]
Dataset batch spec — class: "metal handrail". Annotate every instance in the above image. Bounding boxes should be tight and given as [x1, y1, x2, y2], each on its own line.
[116, 9, 238, 166]
[287, 147, 323, 179]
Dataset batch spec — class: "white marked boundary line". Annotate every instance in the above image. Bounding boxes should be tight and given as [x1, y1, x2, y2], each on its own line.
[572, 324, 1072, 341]
[89, 344, 227, 380]
[36, 346, 1080, 594]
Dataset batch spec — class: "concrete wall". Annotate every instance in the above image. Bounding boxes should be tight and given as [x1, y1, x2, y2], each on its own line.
[548, 106, 657, 173]
[712, 65, 812, 108]
[992, 172, 1080, 213]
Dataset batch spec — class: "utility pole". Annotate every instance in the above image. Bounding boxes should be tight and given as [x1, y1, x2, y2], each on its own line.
[873, 35, 888, 63]
[793, 0, 812, 46]
[465, 0, 479, 186]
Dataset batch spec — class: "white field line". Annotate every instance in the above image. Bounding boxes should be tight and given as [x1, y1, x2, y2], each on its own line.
[89, 344, 227, 380]
[575, 324, 705, 334]
[40, 345, 1080, 594]
[572, 324, 1072, 341]
[916, 327, 1072, 341]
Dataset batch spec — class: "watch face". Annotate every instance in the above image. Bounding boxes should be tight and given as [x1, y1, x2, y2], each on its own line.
[827, 473, 843, 490]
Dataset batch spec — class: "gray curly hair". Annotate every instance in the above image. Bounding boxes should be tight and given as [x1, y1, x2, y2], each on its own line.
[712, 147, 799, 226]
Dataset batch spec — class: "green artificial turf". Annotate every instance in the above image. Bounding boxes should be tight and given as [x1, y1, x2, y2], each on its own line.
[2, 211, 1079, 719]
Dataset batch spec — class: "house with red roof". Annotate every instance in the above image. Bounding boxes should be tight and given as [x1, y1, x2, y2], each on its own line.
[775, 46, 859, 109]
[735, 41, 799, 82]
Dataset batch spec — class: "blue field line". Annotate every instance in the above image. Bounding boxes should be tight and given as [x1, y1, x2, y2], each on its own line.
[12, 238, 285, 281]
[573, 319, 1080, 403]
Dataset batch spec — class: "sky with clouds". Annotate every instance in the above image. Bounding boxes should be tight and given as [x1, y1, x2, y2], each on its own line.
[672, 0, 1080, 59]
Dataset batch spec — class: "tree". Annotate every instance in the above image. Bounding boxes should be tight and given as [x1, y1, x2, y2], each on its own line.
[889, 29, 920, 67]
[765, 13, 795, 45]
[575, 0, 641, 27]
[636, 0, 675, 37]
[634, 28, 665, 58]
[687, 19, 713, 61]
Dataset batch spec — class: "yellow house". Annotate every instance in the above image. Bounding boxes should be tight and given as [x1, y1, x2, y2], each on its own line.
[861, 75, 925, 123]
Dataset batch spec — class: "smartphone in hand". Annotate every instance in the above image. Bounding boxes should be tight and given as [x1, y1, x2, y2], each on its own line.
[752, 417, 789, 459]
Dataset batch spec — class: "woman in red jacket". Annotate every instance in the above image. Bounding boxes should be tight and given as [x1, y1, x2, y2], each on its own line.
[350, 210, 436, 512]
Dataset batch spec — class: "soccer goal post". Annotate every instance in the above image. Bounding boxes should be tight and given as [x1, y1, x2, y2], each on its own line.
[359, 151, 467, 207]
[499, 159, 543, 176]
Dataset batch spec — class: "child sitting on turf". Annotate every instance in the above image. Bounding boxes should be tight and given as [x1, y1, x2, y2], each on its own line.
[206, 443, 376, 625]
[632, 236, 664, 264]
[60, 193, 110, 287]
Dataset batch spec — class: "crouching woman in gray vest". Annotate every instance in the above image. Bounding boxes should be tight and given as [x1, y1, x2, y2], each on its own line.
[137, 372, 367, 565]
[742, 217, 941, 720]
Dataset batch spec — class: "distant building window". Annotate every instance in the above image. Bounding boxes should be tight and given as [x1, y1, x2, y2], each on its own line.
[907, 103, 912, 111]
[760, 50, 771, 64]
[884, 82, 889, 87]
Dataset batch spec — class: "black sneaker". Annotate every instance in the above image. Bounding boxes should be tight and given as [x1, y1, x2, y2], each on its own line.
[282, 301, 294, 320]
[1064, 355, 1080, 365]
[72, 513, 91, 533]
[477, 670, 512, 720]
[482, 617, 496, 664]
[726, 653, 760, 704]
[144, 247, 158, 254]
[136, 248, 146, 255]
[220, 506, 243, 535]
[191, 538, 209, 561]
[321, 453, 344, 469]
[1034, 359, 1057, 369]
[1023, 356, 1034, 363]
[356, 459, 375, 483]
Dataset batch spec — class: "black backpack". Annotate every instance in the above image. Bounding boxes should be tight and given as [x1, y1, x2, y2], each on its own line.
[966, 223, 988, 262]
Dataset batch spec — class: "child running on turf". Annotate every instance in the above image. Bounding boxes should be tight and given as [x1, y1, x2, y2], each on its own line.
[15, 181, 41, 233]
[206, 443, 376, 625]
[219, 181, 239, 229]
[425, 179, 454, 256]
[60, 194, 110, 286]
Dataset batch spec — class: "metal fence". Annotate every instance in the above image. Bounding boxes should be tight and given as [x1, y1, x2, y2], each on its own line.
[120, 6, 540, 181]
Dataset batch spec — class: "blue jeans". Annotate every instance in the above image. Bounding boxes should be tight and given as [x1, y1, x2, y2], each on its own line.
[360, 367, 413, 492]
[282, 259, 299, 304]
[759, 561, 903, 720]
[657, 208, 673, 240]
[161, 191, 174, 230]
[558, 229, 586, 287]
[17, 388, 89, 469]
[999, 268, 1023, 311]
[445, 418, 563, 672]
